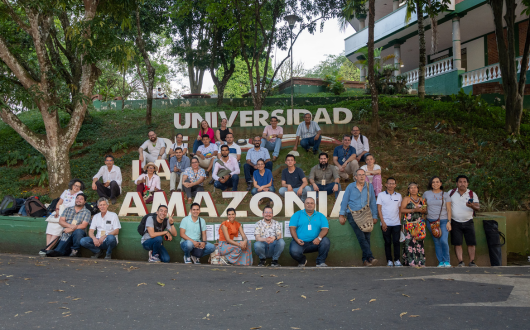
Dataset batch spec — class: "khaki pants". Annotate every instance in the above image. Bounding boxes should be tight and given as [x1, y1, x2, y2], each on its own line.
[195, 156, 216, 171]
[170, 172, 184, 191]
[338, 160, 359, 180]
[142, 151, 167, 168]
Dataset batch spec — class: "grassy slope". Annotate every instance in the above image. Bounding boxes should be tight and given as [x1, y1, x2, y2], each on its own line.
[0, 96, 528, 213]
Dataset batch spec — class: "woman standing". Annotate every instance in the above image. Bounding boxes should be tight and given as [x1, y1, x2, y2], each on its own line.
[361, 155, 382, 196]
[40, 179, 85, 255]
[218, 208, 253, 266]
[192, 120, 215, 154]
[423, 176, 452, 267]
[400, 182, 427, 267]
[135, 162, 162, 204]
[215, 118, 233, 148]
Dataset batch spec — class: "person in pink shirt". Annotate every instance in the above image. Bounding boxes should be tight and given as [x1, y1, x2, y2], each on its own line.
[261, 116, 283, 161]
[192, 120, 215, 154]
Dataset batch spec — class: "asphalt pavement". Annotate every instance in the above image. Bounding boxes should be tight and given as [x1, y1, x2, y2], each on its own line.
[0, 253, 529, 330]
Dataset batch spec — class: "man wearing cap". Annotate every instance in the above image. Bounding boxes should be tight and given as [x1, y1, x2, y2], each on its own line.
[138, 131, 166, 168]
[261, 116, 283, 162]
[293, 113, 321, 155]
[244, 136, 273, 191]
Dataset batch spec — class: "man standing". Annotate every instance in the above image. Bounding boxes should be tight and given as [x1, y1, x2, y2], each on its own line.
[244, 136, 273, 191]
[350, 126, 371, 163]
[212, 145, 240, 191]
[195, 135, 218, 176]
[169, 147, 190, 193]
[333, 135, 359, 181]
[140, 205, 177, 263]
[279, 154, 311, 202]
[180, 203, 216, 264]
[289, 197, 330, 267]
[46, 194, 91, 257]
[376, 177, 403, 267]
[80, 198, 121, 259]
[309, 153, 341, 199]
[254, 206, 285, 267]
[449, 175, 480, 267]
[221, 133, 241, 162]
[293, 113, 321, 155]
[339, 169, 378, 266]
[139, 130, 166, 168]
[92, 155, 122, 204]
[261, 116, 283, 161]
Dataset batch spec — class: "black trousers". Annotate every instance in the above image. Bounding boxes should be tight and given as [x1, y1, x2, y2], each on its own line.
[95, 181, 121, 199]
[382, 225, 401, 262]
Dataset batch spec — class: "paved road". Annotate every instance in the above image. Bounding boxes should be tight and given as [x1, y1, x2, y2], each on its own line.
[0, 254, 529, 330]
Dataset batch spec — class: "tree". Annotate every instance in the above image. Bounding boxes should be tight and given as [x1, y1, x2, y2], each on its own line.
[276, 59, 306, 82]
[0, 0, 132, 197]
[216, 57, 273, 98]
[489, 0, 530, 135]
[305, 53, 360, 81]
[367, 0, 379, 131]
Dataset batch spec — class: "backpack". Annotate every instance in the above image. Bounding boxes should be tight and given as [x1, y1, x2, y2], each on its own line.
[215, 159, 232, 178]
[0, 195, 18, 216]
[449, 188, 476, 216]
[84, 202, 100, 216]
[25, 196, 48, 217]
[137, 213, 167, 236]
[47, 197, 60, 215]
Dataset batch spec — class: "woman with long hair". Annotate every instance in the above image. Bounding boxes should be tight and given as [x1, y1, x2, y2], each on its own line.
[215, 118, 233, 148]
[400, 182, 427, 267]
[192, 120, 215, 154]
[217, 208, 253, 266]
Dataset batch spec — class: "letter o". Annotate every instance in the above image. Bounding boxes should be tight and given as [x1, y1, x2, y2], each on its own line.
[249, 192, 282, 217]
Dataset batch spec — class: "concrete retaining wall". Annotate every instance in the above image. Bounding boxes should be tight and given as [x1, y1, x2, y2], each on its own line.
[483, 211, 530, 256]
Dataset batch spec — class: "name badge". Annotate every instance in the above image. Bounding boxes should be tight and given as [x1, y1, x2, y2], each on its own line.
[321, 179, 326, 186]
[342, 157, 346, 162]
[71, 220, 77, 225]
[100, 230, 106, 236]
[308, 224, 312, 231]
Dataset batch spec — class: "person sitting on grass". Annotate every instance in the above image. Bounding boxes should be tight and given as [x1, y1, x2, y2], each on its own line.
[309, 152, 341, 199]
[138, 130, 166, 168]
[179, 203, 216, 264]
[218, 208, 253, 266]
[215, 118, 233, 148]
[350, 126, 371, 164]
[292, 113, 321, 155]
[168, 133, 188, 157]
[140, 205, 177, 263]
[333, 135, 359, 181]
[254, 206, 284, 267]
[261, 116, 283, 162]
[195, 135, 218, 178]
[182, 158, 206, 204]
[279, 154, 311, 202]
[92, 155, 122, 204]
[135, 162, 162, 204]
[220, 132, 241, 162]
[361, 154, 382, 196]
[192, 120, 215, 155]
[169, 147, 190, 193]
[251, 159, 275, 201]
[80, 197, 121, 259]
[212, 145, 240, 191]
[244, 136, 273, 191]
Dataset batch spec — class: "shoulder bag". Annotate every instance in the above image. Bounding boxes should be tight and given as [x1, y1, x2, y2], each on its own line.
[430, 194, 444, 239]
[347, 182, 374, 233]
[191, 217, 206, 258]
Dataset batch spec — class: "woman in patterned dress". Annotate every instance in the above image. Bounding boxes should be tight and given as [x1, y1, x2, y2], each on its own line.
[400, 182, 427, 267]
[218, 208, 253, 266]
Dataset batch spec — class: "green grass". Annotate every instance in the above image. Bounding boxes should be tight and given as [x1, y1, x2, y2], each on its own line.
[269, 89, 367, 98]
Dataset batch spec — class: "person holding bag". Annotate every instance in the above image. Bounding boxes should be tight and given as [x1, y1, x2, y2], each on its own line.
[218, 208, 253, 266]
[400, 182, 427, 267]
[423, 176, 452, 267]
[339, 169, 378, 267]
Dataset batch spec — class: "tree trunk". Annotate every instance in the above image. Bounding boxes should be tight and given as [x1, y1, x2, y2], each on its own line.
[368, 0, 379, 132]
[417, 1, 426, 100]
[216, 81, 227, 106]
[44, 145, 73, 195]
[188, 65, 205, 94]
[135, 8, 155, 125]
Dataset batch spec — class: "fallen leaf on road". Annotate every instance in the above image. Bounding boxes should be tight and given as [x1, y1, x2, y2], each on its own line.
[301, 295, 307, 299]
[256, 287, 262, 290]
[242, 281, 248, 284]
[14, 314, 18, 317]
[318, 285, 324, 288]
[157, 282, 165, 287]
[250, 327, 262, 329]
[73, 298, 81, 301]
[6, 275, 13, 278]
[369, 299, 376, 303]
[54, 290, 64, 292]
[352, 308, 360, 311]
[63, 315, 70, 318]
[48, 302, 58, 304]
[207, 313, 210, 317]
[400, 312, 407, 319]
[62, 312, 70, 315]
[276, 291, 280, 293]
[421, 278, 425, 281]
[59, 307, 70, 310]
[276, 281, 284, 285]
[402, 294, 410, 297]
[291, 328, 301, 329]
[317, 290, 328, 292]
[62, 281, 67, 283]
[350, 299, 355, 301]
[24, 278, 31, 280]
[484, 271, 490, 273]
[270, 274, 276, 277]
[25, 311, 32, 314]
[260, 275, 264, 277]
[137, 283, 147, 287]
[409, 315, 420, 318]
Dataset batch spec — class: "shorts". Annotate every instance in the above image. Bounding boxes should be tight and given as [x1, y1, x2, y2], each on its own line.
[450, 219, 476, 246]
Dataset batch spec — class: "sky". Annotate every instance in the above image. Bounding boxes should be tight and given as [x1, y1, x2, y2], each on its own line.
[173, 18, 355, 94]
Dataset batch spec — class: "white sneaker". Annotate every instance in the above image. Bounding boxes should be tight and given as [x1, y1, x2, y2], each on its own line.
[387, 260, 394, 267]
[183, 256, 192, 264]
[190, 255, 200, 264]
[394, 260, 403, 267]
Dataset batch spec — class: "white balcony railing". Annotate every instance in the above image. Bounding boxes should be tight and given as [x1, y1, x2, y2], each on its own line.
[461, 55, 530, 87]
[403, 57, 454, 84]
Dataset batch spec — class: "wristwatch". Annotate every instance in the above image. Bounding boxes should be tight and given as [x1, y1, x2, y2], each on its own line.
[317, 237, 322, 241]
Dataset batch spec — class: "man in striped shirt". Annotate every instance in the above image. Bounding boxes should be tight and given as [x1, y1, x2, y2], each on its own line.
[293, 113, 322, 155]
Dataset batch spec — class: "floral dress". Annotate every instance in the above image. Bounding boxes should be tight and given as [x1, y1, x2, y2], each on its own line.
[402, 199, 426, 267]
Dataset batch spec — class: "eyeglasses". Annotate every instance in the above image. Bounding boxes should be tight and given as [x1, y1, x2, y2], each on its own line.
[73, 184, 82, 188]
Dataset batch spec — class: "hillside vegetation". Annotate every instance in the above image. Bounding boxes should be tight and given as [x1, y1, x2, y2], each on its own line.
[0, 95, 529, 213]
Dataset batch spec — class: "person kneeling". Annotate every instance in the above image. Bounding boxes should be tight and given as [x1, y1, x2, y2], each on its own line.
[179, 203, 216, 264]
[80, 198, 121, 259]
[212, 145, 240, 191]
[218, 208, 253, 266]
[140, 205, 177, 263]
[289, 197, 330, 267]
[254, 206, 284, 267]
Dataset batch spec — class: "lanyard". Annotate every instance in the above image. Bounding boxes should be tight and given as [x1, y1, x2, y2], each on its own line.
[305, 211, 315, 224]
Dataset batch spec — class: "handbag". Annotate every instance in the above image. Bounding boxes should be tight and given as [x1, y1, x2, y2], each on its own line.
[190, 217, 205, 258]
[430, 195, 444, 239]
[406, 220, 426, 241]
[348, 182, 374, 233]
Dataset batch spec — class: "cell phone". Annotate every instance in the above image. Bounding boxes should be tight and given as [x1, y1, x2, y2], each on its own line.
[468, 199, 474, 203]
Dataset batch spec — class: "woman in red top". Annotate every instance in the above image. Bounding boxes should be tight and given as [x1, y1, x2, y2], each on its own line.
[218, 208, 253, 266]
[192, 120, 215, 155]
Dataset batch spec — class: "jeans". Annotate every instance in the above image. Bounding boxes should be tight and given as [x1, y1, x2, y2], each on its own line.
[183, 178, 205, 199]
[279, 186, 312, 202]
[80, 235, 118, 256]
[95, 180, 121, 199]
[142, 236, 170, 263]
[313, 183, 341, 199]
[54, 229, 87, 256]
[244, 162, 273, 182]
[251, 186, 276, 195]
[192, 140, 203, 153]
[180, 240, 216, 259]
[347, 213, 374, 262]
[213, 174, 239, 191]
[141, 151, 166, 168]
[261, 138, 282, 157]
[289, 237, 330, 265]
[426, 218, 450, 263]
[381, 225, 401, 262]
[300, 135, 321, 152]
[254, 239, 285, 260]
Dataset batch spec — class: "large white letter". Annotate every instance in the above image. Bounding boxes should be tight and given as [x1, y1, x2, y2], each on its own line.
[154, 160, 171, 181]
[132, 160, 141, 181]
[174, 113, 191, 129]
[167, 191, 187, 217]
[249, 192, 282, 217]
[284, 191, 317, 217]
[193, 192, 219, 217]
[211, 112, 218, 128]
[191, 113, 204, 129]
[318, 190, 328, 216]
[329, 191, 345, 217]
[220, 191, 248, 217]
[294, 109, 311, 125]
[150, 191, 168, 213]
[287, 109, 293, 125]
[118, 192, 148, 216]
[240, 110, 253, 127]
[254, 110, 269, 127]
[219, 111, 239, 127]
[333, 108, 353, 124]
[271, 109, 286, 126]
[314, 108, 332, 125]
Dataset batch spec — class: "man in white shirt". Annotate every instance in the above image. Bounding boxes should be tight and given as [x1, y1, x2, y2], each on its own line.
[195, 135, 218, 176]
[376, 177, 403, 267]
[80, 198, 121, 259]
[220, 133, 241, 162]
[261, 116, 283, 161]
[155, 87, 166, 99]
[449, 175, 480, 267]
[212, 145, 240, 191]
[139, 130, 166, 168]
[293, 113, 321, 155]
[350, 126, 371, 163]
[92, 155, 122, 204]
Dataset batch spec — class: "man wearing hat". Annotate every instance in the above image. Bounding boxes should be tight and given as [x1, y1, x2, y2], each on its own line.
[138, 131, 166, 168]
[135, 162, 162, 204]
[244, 136, 273, 191]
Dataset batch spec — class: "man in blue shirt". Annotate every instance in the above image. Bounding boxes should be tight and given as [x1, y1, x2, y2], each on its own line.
[333, 135, 359, 181]
[289, 197, 330, 267]
[339, 169, 378, 266]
